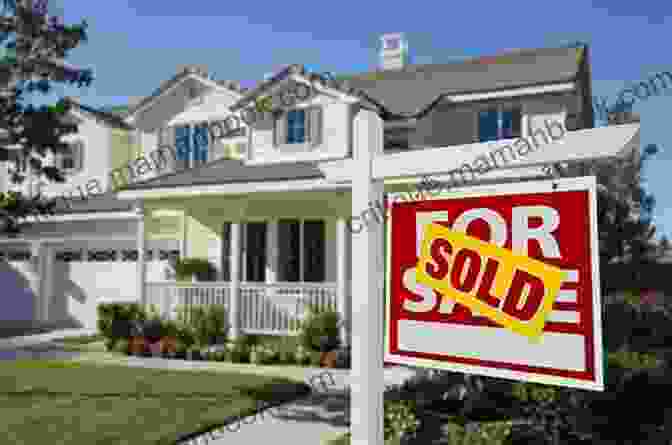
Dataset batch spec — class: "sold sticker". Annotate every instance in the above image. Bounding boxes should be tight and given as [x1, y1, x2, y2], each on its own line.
[415, 223, 567, 342]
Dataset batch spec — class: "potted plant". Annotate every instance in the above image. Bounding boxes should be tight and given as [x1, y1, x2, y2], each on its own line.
[129, 335, 147, 356]
[174, 258, 216, 282]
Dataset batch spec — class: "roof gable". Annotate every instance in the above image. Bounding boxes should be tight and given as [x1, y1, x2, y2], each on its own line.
[126, 66, 247, 121]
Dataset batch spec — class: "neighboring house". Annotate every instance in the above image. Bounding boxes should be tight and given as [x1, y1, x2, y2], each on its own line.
[0, 65, 249, 329]
[0, 38, 638, 338]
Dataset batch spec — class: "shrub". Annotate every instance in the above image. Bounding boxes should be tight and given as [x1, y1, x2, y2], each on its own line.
[383, 399, 420, 443]
[175, 305, 227, 346]
[113, 338, 129, 355]
[298, 304, 341, 352]
[229, 338, 250, 363]
[97, 303, 148, 343]
[174, 340, 187, 358]
[174, 258, 216, 281]
[608, 349, 659, 370]
[204, 304, 228, 344]
[104, 336, 117, 352]
[438, 419, 513, 445]
[309, 351, 322, 367]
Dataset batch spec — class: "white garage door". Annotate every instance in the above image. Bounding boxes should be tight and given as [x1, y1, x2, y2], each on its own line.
[52, 240, 180, 329]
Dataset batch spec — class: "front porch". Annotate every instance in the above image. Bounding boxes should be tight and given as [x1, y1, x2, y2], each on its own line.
[145, 281, 339, 336]
[138, 190, 354, 343]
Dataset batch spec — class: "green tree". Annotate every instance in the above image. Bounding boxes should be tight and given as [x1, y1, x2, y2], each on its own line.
[554, 105, 664, 291]
[0, 0, 92, 234]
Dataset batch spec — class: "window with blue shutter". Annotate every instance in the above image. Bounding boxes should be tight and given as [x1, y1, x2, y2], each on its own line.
[478, 109, 499, 142]
[175, 125, 191, 161]
[286, 109, 306, 144]
[192, 123, 209, 163]
[478, 107, 521, 142]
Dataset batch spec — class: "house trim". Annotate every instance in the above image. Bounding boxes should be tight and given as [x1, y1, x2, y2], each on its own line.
[445, 81, 576, 104]
[126, 74, 244, 123]
[24, 211, 140, 223]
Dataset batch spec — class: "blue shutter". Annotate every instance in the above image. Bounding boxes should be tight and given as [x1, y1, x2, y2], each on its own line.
[501, 110, 513, 139]
[478, 109, 499, 142]
[192, 124, 209, 162]
[175, 125, 191, 161]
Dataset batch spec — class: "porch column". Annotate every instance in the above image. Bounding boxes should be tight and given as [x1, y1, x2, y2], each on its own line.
[336, 217, 350, 346]
[229, 222, 241, 339]
[350, 109, 384, 445]
[40, 244, 53, 324]
[28, 241, 44, 322]
[267, 218, 277, 283]
[136, 203, 146, 306]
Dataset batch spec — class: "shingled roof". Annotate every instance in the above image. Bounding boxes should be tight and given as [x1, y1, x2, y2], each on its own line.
[124, 66, 249, 118]
[64, 97, 135, 130]
[122, 157, 324, 191]
[233, 45, 587, 119]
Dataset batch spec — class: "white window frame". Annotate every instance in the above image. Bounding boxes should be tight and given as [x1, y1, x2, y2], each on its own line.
[274, 105, 321, 152]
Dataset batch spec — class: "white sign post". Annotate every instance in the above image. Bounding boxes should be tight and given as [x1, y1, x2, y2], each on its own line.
[350, 109, 385, 445]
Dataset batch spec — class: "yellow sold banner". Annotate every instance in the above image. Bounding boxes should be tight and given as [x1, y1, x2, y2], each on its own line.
[415, 223, 567, 342]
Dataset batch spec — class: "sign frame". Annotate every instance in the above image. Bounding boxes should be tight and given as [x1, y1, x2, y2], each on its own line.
[384, 175, 604, 391]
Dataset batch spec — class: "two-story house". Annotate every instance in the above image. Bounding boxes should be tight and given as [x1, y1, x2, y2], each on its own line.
[0, 65, 251, 329]
[0, 38, 639, 337]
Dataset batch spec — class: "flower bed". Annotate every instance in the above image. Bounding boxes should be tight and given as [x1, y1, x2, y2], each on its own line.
[96, 302, 350, 369]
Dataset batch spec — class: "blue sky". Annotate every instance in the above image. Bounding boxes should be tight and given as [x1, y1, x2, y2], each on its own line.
[38, 0, 672, 238]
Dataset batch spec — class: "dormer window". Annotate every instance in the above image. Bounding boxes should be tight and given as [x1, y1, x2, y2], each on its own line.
[478, 106, 521, 142]
[273, 107, 322, 148]
[174, 123, 209, 169]
[286, 109, 307, 144]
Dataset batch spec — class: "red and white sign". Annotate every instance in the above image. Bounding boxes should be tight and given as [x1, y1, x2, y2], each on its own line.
[384, 176, 604, 391]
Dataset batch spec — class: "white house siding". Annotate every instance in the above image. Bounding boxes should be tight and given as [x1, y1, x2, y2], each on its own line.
[248, 89, 351, 164]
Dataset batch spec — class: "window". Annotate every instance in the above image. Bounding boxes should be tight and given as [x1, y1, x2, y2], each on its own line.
[174, 123, 209, 168]
[56, 141, 83, 172]
[174, 125, 191, 170]
[286, 109, 306, 144]
[245, 222, 267, 282]
[478, 106, 521, 142]
[191, 123, 209, 166]
[303, 220, 325, 282]
[384, 127, 412, 149]
[278, 219, 325, 282]
[274, 107, 322, 147]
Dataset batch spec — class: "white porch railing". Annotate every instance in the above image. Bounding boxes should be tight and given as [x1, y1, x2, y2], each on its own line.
[144, 281, 338, 335]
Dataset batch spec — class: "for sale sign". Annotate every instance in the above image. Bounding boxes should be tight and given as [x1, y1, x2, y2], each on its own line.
[384, 176, 604, 391]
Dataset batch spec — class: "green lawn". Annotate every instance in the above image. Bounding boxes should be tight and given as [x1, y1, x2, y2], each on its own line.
[0, 359, 309, 445]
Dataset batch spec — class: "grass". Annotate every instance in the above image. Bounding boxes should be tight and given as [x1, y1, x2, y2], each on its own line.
[0, 359, 309, 445]
[326, 432, 350, 444]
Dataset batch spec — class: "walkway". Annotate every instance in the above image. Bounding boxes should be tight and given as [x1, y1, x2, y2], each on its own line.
[0, 327, 96, 350]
